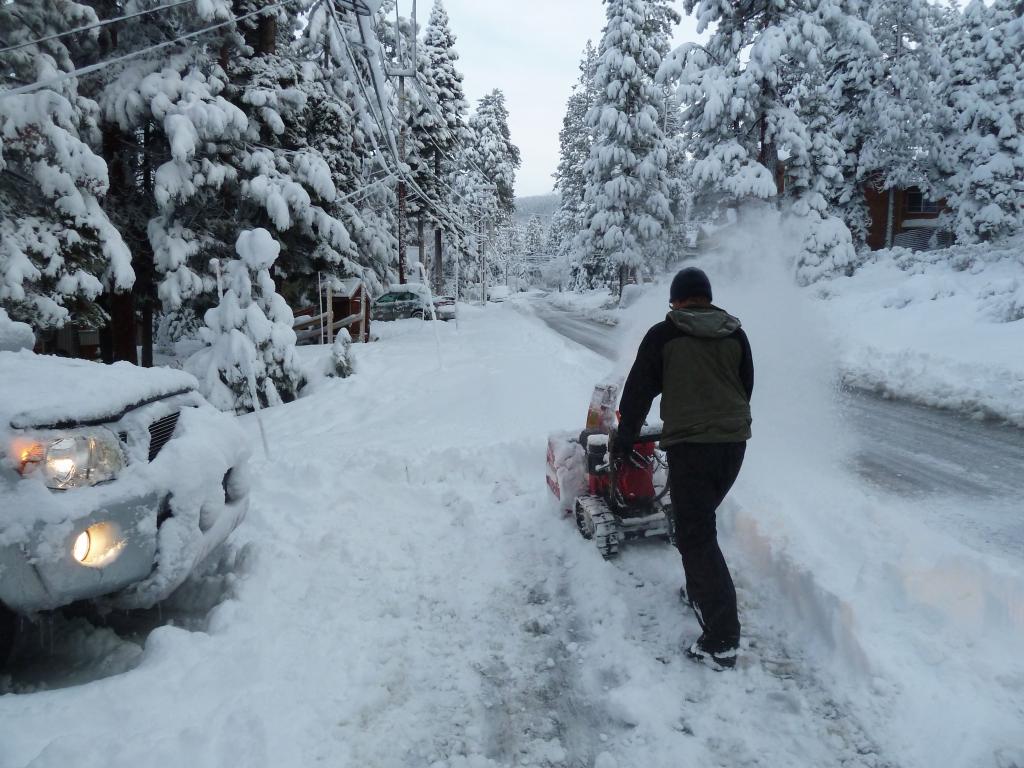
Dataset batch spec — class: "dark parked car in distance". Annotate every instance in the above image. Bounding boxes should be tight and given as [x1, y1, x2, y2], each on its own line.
[371, 285, 432, 321]
[433, 296, 457, 321]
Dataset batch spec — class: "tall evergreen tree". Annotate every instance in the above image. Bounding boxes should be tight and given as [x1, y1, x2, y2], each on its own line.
[464, 89, 520, 218]
[574, 0, 674, 290]
[410, 0, 468, 289]
[828, 0, 942, 249]
[551, 41, 599, 274]
[936, 0, 1024, 243]
[659, 0, 863, 282]
[0, 1, 134, 330]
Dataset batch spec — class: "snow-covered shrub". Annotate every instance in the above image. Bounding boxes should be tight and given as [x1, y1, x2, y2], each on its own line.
[188, 229, 304, 413]
[155, 307, 202, 352]
[326, 331, 356, 379]
[792, 211, 856, 285]
[834, 232, 1024, 323]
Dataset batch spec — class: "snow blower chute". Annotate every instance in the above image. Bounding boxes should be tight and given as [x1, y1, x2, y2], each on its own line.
[546, 381, 673, 559]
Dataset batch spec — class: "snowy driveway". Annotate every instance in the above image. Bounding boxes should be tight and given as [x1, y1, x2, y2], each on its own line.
[2, 304, 1022, 768]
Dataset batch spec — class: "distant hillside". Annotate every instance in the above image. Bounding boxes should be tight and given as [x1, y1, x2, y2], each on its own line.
[514, 194, 559, 223]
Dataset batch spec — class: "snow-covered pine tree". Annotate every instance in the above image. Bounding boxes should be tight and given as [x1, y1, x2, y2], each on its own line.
[299, 0, 397, 293]
[492, 221, 525, 288]
[523, 215, 547, 263]
[574, 0, 674, 291]
[659, 0, 861, 282]
[101, 1, 361, 320]
[642, 0, 682, 63]
[464, 90, 520, 218]
[937, 0, 1024, 244]
[827, 0, 942, 249]
[551, 42, 598, 277]
[225, 2, 356, 297]
[413, 0, 468, 291]
[0, 1, 134, 330]
[94, 1, 248, 321]
[190, 228, 304, 412]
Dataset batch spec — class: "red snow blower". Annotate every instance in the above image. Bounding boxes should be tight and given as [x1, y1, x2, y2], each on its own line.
[546, 382, 673, 558]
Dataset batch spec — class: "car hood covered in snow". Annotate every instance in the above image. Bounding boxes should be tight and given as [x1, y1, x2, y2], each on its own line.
[0, 350, 198, 430]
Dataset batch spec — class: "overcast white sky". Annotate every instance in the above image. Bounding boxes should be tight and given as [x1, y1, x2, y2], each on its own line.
[435, 0, 704, 197]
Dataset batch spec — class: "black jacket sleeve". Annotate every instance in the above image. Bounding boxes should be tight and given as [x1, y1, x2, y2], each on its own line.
[737, 328, 754, 400]
[617, 324, 665, 446]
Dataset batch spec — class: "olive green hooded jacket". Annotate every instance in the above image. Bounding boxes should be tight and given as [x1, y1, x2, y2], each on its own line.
[618, 306, 753, 447]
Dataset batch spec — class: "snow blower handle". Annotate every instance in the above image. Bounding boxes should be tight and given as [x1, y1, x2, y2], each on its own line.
[608, 427, 662, 471]
[609, 426, 663, 456]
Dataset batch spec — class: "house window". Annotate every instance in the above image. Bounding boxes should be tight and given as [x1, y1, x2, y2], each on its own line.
[905, 190, 939, 214]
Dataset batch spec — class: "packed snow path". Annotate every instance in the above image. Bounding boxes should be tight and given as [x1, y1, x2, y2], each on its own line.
[2, 306, 905, 768]
[531, 298, 1024, 558]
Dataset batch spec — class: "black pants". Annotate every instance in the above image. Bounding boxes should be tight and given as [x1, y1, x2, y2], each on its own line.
[667, 442, 746, 651]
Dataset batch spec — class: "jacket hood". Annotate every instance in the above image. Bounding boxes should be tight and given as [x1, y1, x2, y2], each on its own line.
[666, 306, 742, 338]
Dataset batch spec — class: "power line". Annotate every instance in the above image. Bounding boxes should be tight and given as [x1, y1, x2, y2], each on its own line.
[358, 5, 498, 216]
[408, 75, 492, 181]
[0, 0, 301, 102]
[329, 6, 477, 240]
[0, 0, 196, 56]
[365, 56, 493, 214]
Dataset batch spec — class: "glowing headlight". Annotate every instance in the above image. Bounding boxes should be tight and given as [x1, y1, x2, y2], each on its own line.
[70, 523, 124, 567]
[12, 429, 125, 489]
[73, 530, 92, 562]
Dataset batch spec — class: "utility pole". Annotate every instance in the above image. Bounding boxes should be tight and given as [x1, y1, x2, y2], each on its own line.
[477, 183, 497, 305]
[388, 0, 418, 285]
[480, 211, 487, 305]
[433, 153, 443, 293]
[397, 72, 407, 284]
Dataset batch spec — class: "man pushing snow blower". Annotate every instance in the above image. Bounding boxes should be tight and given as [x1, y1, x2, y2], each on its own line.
[616, 268, 754, 670]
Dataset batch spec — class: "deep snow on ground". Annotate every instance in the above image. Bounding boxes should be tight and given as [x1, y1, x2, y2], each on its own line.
[0, 307, 884, 767]
[3, 289, 1023, 768]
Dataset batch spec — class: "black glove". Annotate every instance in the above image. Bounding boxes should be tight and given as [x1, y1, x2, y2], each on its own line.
[609, 431, 633, 461]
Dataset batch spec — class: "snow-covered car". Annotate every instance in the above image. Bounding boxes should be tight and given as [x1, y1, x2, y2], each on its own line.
[0, 322, 250, 660]
[433, 295, 457, 321]
[487, 286, 511, 303]
[371, 284, 432, 321]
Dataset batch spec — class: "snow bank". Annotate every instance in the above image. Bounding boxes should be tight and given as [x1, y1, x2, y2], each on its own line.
[540, 288, 622, 326]
[821, 233, 1024, 425]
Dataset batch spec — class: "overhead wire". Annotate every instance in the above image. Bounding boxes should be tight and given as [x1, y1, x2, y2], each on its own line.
[2, 0, 485, 244]
[0, 0, 302, 101]
[327, 2, 477, 240]
[362, 5, 498, 215]
[407, 75, 492, 182]
[0, 0, 197, 56]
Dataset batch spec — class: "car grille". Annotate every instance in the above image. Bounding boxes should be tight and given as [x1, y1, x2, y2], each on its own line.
[148, 411, 180, 461]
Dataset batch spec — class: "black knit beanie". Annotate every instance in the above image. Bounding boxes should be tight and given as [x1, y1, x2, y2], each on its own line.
[670, 268, 713, 304]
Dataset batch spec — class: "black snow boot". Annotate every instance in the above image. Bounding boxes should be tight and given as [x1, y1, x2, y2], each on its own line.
[685, 634, 737, 671]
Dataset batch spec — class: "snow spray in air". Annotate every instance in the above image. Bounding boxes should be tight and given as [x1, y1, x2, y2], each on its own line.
[615, 205, 854, 490]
